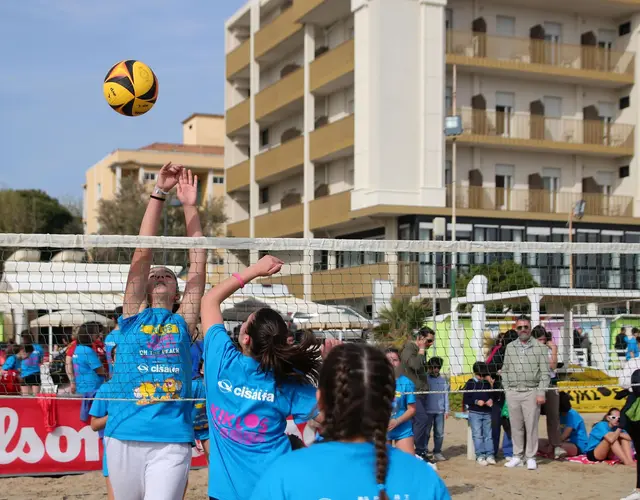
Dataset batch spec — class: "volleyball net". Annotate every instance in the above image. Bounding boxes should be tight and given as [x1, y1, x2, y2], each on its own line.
[1, 233, 640, 401]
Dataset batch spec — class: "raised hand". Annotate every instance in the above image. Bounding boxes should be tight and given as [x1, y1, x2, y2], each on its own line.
[156, 162, 184, 192]
[176, 169, 198, 207]
[251, 255, 284, 278]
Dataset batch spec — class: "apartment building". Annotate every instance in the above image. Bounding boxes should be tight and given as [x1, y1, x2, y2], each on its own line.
[84, 114, 225, 235]
[224, 0, 640, 313]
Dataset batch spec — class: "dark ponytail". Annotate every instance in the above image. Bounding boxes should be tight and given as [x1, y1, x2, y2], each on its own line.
[246, 308, 321, 386]
[320, 343, 395, 500]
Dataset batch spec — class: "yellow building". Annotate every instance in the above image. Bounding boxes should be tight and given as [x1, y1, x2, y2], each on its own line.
[84, 113, 225, 235]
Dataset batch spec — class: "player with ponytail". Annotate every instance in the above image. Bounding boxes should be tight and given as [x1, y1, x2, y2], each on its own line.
[251, 343, 451, 500]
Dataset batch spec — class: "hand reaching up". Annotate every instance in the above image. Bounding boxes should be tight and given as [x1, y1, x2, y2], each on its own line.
[156, 162, 184, 192]
[177, 169, 198, 207]
[251, 255, 284, 278]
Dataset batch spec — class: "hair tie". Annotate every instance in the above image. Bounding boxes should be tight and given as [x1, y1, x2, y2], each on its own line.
[377, 484, 385, 491]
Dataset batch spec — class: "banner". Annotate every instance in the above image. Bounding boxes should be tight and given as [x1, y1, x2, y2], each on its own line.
[0, 397, 207, 477]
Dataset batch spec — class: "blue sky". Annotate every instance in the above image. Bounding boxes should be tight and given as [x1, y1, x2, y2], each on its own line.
[0, 0, 246, 201]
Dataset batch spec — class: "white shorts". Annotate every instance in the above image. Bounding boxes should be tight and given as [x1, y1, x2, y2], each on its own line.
[105, 438, 192, 500]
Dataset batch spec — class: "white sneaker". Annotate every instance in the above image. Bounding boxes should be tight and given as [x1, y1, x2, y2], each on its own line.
[476, 457, 488, 466]
[527, 458, 537, 470]
[554, 446, 568, 459]
[485, 456, 497, 465]
[621, 491, 640, 500]
[433, 453, 447, 462]
[504, 457, 523, 468]
[427, 461, 438, 472]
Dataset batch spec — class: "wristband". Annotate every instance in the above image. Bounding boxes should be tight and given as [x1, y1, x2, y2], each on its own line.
[150, 195, 166, 202]
[154, 186, 170, 196]
[232, 273, 245, 288]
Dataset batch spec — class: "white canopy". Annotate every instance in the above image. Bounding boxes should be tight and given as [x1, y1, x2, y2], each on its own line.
[30, 309, 114, 328]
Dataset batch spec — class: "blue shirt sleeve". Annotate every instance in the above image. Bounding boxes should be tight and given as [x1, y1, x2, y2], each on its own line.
[251, 468, 283, 500]
[85, 347, 104, 371]
[2, 355, 16, 370]
[587, 421, 610, 451]
[288, 383, 319, 424]
[89, 385, 109, 418]
[203, 324, 237, 367]
[405, 379, 416, 405]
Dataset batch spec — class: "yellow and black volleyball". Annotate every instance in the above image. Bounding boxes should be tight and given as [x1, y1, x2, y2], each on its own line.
[103, 60, 158, 116]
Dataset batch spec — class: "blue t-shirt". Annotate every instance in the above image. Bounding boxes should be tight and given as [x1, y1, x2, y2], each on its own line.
[104, 308, 193, 443]
[2, 355, 19, 371]
[388, 375, 416, 441]
[20, 349, 43, 378]
[89, 383, 111, 477]
[192, 377, 209, 441]
[627, 337, 639, 360]
[587, 420, 618, 452]
[560, 409, 589, 453]
[204, 323, 318, 500]
[73, 345, 104, 393]
[190, 340, 204, 379]
[252, 441, 451, 500]
[104, 332, 117, 374]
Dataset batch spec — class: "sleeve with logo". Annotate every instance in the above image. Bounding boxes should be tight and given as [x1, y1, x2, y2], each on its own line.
[287, 383, 319, 424]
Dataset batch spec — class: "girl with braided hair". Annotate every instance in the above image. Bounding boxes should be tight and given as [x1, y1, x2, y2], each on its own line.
[252, 343, 450, 500]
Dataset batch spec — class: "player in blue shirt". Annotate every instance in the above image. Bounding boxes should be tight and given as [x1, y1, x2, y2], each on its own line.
[73, 324, 107, 423]
[200, 255, 329, 500]
[385, 348, 416, 454]
[585, 408, 635, 464]
[19, 344, 43, 395]
[540, 392, 587, 457]
[192, 358, 209, 461]
[252, 343, 451, 500]
[104, 328, 117, 376]
[104, 165, 207, 500]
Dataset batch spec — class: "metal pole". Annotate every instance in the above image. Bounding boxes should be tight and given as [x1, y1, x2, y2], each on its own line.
[451, 65, 458, 298]
[432, 250, 437, 353]
[163, 205, 168, 265]
[569, 209, 573, 288]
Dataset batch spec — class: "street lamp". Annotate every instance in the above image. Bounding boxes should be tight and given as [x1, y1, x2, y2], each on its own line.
[568, 199, 585, 288]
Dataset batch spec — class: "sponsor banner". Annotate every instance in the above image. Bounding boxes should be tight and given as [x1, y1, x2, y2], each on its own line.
[0, 397, 207, 477]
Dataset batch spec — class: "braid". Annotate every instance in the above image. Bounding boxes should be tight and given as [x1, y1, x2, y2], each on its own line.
[373, 427, 390, 500]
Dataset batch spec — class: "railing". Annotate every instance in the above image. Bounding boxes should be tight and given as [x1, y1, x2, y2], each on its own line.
[446, 30, 635, 77]
[457, 108, 634, 150]
[447, 185, 633, 217]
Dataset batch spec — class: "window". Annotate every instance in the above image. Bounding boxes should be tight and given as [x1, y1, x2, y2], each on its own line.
[620, 96, 630, 110]
[597, 171, 614, 196]
[260, 129, 270, 148]
[543, 22, 562, 64]
[495, 164, 514, 209]
[619, 21, 631, 37]
[543, 167, 561, 211]
[495, 92, 515, 137]
[144, 172, 157, 182]
[213, 176, 224, 184]
[445, 86, 452, 115]
[496, 16, 515, 37]
[260, 187, 269, 204]
[620, 165, 630, 178]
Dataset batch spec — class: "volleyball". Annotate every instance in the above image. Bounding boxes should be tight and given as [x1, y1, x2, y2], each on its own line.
[103, 60, 158, 116]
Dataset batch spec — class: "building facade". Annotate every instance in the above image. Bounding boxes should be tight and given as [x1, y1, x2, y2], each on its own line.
[224, 0, 640, 312]
[84, 114, 226, 235]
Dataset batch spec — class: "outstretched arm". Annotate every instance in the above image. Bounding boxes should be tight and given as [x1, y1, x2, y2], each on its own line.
[175, 169, 206, 333]
[122, 163, 182, 318]
[200, 255, 284, 334]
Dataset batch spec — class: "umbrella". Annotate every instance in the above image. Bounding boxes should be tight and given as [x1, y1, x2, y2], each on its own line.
[30, 309, 114, 328]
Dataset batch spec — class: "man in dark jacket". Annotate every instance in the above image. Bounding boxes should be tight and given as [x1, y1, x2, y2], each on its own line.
[401, 327, 435, 458]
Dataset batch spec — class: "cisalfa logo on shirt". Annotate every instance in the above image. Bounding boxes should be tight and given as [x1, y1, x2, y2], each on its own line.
[137, 364, 181, 375]
[217, 379, 275, 403]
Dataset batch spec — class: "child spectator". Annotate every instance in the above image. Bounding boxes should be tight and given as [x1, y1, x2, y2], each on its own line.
[424, 357, 449, 462]
[627, 329, 640, 360]
[586, 408, 634, 465]
[385, 348, 417, 454]
[540, 392, 586, 457]
[463, 362, 495, 465]
[18, 345, 42, 396]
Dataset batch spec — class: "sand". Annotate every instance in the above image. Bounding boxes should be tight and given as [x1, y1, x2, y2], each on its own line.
[0, 414, 636, 500]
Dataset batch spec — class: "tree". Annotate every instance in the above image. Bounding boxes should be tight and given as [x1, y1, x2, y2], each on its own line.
[373, 298, 431, 347]
[456, 260, 538, 314]
[94, 176, 227, 265]
[0, 189, 82, 234]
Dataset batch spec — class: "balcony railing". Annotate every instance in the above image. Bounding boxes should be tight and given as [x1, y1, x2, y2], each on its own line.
[447, 185, 633, 218]
[456, 107, 634, 151]
[446, 30, 634, 79]
[226, 99, 250, 135]
[226, 39, 250, 79]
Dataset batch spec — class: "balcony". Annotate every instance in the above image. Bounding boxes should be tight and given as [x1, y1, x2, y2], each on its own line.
[254, 4, 303, 61]
[226, 99, 250, 136]
[255, 203, 304, 237]
[226, 39, 250, 80]
[295, 0, 352, 26]
[255, 136, 304, 184]
[446, 31, 634, 87]
[255, 67, 304, 123]
[310, 39, 355, 94]
[309, 190, 352, 230]
[227, 218, 250, 238]
[310, 115, 355, 162]
[452, 108, 634, 157]
[448, 185, 633, 220]
[226, 160, 250, 193]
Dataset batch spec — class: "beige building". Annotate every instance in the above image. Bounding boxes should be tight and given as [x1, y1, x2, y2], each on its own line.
[84, 114, 225, 235]
[224, 0, 640, 312]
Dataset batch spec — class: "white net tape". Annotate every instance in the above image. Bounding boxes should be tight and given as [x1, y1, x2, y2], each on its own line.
[0, 233, 639, 410]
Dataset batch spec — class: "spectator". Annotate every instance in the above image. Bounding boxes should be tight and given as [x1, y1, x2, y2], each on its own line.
[581, 330, 593, 366]
[401, 326, 435, 460]
[488, 330, 517, 460]
[532, 325, 566, 460]
[385, 348, 417, 454]
[486, 330, 517, 374]
[628, 328, 640, 361]
[585, 408, 634, 465]
[463, 361, 495, 466]
[620, 367, 640, 500]
[73, 323, 107, 422]
[616, 327, 629, 359]
[573, 327, 583, 350]
[424, 357, 449, 462]
[1, 345, 21, 375]
[18, 345, 42, 396]
[540, 392, 586, 457]
[501, 315, 550, 471]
